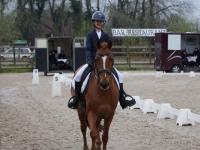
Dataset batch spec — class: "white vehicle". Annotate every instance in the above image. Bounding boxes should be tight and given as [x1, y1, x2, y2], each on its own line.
[0, 47, 33, 61]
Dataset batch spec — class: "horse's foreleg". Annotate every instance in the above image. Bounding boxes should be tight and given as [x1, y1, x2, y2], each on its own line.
[78, 109, 89, 150]
[102, 115, 114, 150]
[81, 121, 89, 150]
[96, 118, 102, 150]
[87, 112, 97, 150]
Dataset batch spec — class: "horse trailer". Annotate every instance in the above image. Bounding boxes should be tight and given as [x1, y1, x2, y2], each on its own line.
[154, 32, 200, 72]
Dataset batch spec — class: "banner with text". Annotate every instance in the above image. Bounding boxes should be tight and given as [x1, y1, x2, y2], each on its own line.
[112, 28, 167, 37]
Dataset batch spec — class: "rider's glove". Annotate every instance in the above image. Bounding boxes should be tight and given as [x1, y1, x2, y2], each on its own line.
[88, 61, 94, 69]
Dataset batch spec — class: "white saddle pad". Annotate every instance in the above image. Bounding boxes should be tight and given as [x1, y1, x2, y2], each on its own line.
[71, 73, 120, 93]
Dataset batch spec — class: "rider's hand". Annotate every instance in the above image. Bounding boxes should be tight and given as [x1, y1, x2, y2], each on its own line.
[88, 61, 94, 69]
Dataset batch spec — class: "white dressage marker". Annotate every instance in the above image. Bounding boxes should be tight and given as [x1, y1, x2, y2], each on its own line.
[155, 71, 163, 78]
[188, 112, 200, 124]
[169, 107, 179, 117]
[65, 75, 72, 87]
[157, 103, 175, 119]
[176, 109, 195, 126]
[32, 69, 39, 85]
[142, 99, 157, 114]
[189, 71, 196, 77]
[52, 73, 62, 97]
[58, 73, 67, 83]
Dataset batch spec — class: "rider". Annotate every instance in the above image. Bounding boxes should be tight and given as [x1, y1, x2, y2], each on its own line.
[68, 11, 135, 109]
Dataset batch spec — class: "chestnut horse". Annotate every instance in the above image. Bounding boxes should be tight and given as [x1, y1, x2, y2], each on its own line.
[71, 40, 119, 150]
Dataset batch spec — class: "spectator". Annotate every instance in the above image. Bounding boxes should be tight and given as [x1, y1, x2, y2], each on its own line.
[181, 49, 188, 67]
[194, 48, 200, 66]
[49, 51, 58, 70]
[58, 50, 66, 59]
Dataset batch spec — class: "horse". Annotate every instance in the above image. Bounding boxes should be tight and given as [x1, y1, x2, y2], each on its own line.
[71, 40, 119, 150]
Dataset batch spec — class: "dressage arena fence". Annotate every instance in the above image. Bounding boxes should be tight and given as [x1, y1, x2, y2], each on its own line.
[112, 45, 155, 70]
[0, 45, 154, 72]
[0, 51, 35, 71]
[41, 71, 200, 127]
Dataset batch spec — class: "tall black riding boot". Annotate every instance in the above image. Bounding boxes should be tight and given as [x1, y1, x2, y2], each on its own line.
[119, 83, 136, 109]
[68, 81, 82, 109]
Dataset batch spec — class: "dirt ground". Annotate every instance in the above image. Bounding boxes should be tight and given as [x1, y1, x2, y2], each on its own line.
[1, 72, 200, 150]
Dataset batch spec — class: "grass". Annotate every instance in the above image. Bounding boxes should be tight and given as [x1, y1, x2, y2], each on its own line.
[115, 64, 154, 71]
[0, 61, 34, 73]
[0, 64, 155, 73]
[0, 67, 33, 73]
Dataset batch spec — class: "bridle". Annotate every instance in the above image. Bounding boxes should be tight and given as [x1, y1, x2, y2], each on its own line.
[96, 68, 112, 77]
[94, 54, 114, 79]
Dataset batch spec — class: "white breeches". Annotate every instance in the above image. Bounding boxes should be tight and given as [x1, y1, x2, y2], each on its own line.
[74, 64, 89, 82]
[73, 64, 123, 83]
[113, 66, 123, 83]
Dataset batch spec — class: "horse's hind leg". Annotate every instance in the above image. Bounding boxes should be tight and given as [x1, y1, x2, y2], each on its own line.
[102, 115, 114, 150]
[78, 109, 89, 150]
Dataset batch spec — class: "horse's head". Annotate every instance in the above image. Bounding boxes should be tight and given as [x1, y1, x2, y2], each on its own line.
[94, 40, 114, 91]
[96, 39, 112, 54]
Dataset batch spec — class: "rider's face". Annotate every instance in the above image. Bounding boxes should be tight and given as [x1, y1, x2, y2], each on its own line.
[94, 20, 104, 30]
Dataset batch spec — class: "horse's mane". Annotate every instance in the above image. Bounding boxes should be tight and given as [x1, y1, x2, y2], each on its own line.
[96, 50, 113, 58]
[97, 39, 112, 50]
[96, 40, 113, 58]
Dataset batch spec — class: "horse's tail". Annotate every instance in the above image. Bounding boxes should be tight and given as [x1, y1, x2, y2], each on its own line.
[97, 119, 104, 133]
[98, 124, 104, 132]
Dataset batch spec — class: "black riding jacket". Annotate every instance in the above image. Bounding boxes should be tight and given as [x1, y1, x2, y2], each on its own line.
[85, 29, 109, 64]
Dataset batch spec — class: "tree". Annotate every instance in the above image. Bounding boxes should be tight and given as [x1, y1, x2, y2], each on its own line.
[107, 0, 192, 28]
[167, 14, 197, 32]
[0, 0, 199, 46]
[48, 0, 69, 35]
[84, 0, 92, 21]
[0, 15, 20, 45]
[69, 0, 83, 35]
[35, 0, 47, 21]
[0, 0, 10, 17]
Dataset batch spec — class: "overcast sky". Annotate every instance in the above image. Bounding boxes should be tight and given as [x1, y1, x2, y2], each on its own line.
[91, 0, 200, 20]
[190, 0, 200, 19]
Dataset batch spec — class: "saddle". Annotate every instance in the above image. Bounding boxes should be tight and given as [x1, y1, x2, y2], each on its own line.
[79, 66, 120, 94]
[80, 66, 92, 93]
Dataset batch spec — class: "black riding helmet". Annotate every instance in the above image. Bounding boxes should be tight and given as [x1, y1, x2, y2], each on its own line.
[91, 11, 106, 22]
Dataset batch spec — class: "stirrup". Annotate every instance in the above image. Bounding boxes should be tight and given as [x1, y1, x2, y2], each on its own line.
[124, 94, 136, 107]
[124, 94, 135, 101]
